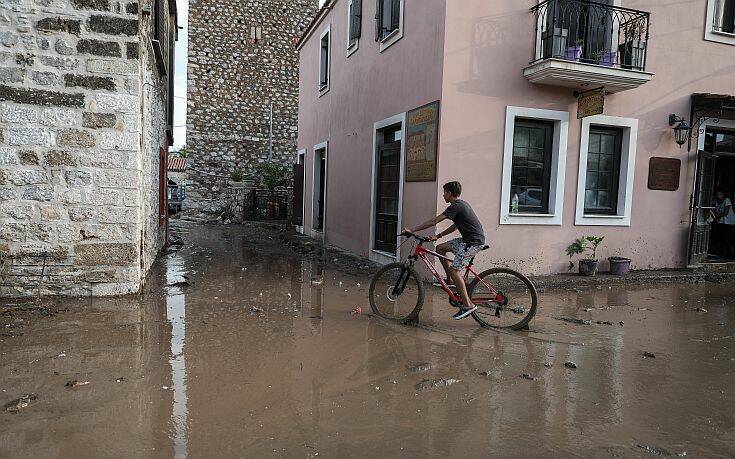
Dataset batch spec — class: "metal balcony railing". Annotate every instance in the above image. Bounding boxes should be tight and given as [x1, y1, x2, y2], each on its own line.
[531, 0, 650, 71]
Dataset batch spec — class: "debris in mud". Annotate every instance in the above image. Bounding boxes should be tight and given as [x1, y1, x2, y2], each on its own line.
[407, 362, 433, 373]
[115, 377, 125, 383]
[554, 317, 592, 325]
[596, 321, 614, 326]
[636, 443, 673, 456]
[643, 352, 656, 359]
[511, 307, 526, 314]
[478, 370, 494, 377]
[65, 380, 90, 388]
[310, 276, 323, 285]
[250, 306, 263, 314]
[415, 378, 461, 391]
[619, 321, 624, 326]
[584, 308, 593, 312]
[351, 307, 362, 315]
[519, 373, 537, 381]
[4, 394, 37, 413]
[695, 307, 708, 313]
[564, 361, 577, 369]
[166, 281, 189, 288]
[544, 362, 553, 367]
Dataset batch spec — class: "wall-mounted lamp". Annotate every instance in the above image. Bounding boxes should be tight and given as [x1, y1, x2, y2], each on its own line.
[668, 114, 691, 148]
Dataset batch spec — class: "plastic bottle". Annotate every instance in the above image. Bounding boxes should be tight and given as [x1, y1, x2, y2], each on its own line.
[511, 194, 519, 213]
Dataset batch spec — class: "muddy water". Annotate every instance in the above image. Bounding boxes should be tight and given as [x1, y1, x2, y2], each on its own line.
[1, 223, 734, 458]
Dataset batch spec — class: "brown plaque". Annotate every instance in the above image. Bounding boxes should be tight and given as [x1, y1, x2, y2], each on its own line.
[577, 88, 605, 119]
[405, 101, 440, 182]
[648, 157, 681, 191]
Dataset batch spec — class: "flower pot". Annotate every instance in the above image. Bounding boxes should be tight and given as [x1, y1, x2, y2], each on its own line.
[598, 51, 617, 67]
[564, 46, 582, 61]
[608, 257, 631, 275]
[578, 259, 598, 277]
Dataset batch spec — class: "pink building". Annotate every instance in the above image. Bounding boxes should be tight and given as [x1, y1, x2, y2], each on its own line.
[296, 0, 735, 275]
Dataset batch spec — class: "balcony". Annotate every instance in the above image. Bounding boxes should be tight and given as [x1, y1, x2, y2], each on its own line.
[524, 0, 654, 94]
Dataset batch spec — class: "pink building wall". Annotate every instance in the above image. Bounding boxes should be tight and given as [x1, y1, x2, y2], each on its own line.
[437, 0, 734, 274]
[297, 0, 446, 261]
[298, 0, 734, 274]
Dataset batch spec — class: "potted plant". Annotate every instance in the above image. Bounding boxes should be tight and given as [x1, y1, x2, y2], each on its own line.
[564, 38, 584, 61]
[608, 256, 631, 275]
[594, 49, 617, 67]
[619, 20, 646, 70]
[565, 236, 605, 276]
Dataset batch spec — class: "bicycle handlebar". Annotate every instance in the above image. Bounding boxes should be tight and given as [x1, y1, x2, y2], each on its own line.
[398, 232, 432, 243]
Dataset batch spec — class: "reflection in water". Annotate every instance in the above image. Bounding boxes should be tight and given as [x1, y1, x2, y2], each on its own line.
[166, 255, 189, 459]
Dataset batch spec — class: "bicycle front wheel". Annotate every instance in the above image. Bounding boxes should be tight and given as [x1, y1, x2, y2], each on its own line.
[468, 268, 538, 330]
[368, 263, 424, 323]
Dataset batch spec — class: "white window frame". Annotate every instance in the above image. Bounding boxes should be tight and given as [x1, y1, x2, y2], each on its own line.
[697, 118, 735, 151]
[500, 106, 569, 226]
[705, 0, 735, 45]
[369, 112, 407, 264]
[318, 25, 331, 96]
[575, 115, 638, 226]
[346, 0, 359, 57]
[311, 141, 329, 238]
[296, 149, 306, 234]
[379, 0, 404, 53]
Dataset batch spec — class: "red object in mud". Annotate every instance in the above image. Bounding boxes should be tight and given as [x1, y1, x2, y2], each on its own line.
[351, 307, 362, 315]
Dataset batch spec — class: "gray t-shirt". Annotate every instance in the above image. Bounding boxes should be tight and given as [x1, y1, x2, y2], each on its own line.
[442, 199, 485, 246]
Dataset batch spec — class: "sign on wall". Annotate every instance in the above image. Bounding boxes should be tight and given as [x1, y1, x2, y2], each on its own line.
[405, 100, 440, 182]
[577, 88, 605, 119]
[648, 157, 681, 191]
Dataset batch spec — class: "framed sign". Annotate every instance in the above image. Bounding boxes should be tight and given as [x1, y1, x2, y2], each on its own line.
[577, 88, 605, 119]
[648, 157, 681, 191]
[405, 100, 440, 182]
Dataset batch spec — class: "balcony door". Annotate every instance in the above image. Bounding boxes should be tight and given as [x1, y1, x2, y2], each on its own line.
[544, 0, 615, 62]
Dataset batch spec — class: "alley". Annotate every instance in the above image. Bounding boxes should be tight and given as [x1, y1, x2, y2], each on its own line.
[1, 222, 734, 458]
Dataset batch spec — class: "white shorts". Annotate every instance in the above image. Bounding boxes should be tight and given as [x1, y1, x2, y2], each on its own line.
[449, 238, 484, 270]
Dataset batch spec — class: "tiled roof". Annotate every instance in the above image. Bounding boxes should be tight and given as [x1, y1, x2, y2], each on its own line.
[168, 155, 186, 172]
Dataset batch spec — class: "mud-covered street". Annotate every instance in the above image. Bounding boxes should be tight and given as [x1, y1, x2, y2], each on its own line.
[1, 222, 734, 457]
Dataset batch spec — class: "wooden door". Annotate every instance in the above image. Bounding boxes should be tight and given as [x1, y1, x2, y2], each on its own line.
[688, 150, 717, 265]
[292, 163, 304, 226]
[374, 141, 401, 254]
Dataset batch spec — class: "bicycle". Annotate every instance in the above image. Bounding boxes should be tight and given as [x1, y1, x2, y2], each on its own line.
[368, 233, 538, 330]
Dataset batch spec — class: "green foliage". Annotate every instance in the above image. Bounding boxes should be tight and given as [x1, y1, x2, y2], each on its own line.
[230, 169, 245, 182]
[255, 162, 292, 190]
[565, 236, 605, 261]
[177, 147, 188, 158]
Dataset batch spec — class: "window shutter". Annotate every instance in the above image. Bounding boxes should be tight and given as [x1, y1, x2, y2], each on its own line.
[320, 38, 328, 86]
[375, 0, 382, 41]
[351, 0, 362, 40]
[390, 0, 400, 32]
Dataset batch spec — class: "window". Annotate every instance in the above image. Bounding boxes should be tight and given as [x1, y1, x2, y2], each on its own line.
[250, 25, 263, 43]
[500, 107, 569, 226]
[706, 0, 735, 44]
[575, 115, 638, 226]
[510, 120, 554, 214]
[347, 0, 362, 55]
[318, 26, 330, 94]
[584, 127, 622, 215]
[152, 0, 168, 75]
[375, 0, 403, 51]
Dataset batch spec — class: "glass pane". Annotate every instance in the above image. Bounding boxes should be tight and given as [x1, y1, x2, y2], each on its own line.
[513, 146, 528, 158]
[514, 128, 530, 148]
[600, 134, 615, 154]
[587, 153, 599, 172]
[585, 190, 596, 208]
[598, 172, 610, 190]
[597, 191, 611, 208]
[586, 171, 598, 189]
[588, 133, 601, 153]
[714, 132, 735, 154]
[528, 147, 544, 163]
[530, 129, 544, 149]
[599, 153, 612, 172]
[528, 167, 543, 185]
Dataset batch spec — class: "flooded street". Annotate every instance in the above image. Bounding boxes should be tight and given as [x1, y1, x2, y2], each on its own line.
[1, 223, 734, 458]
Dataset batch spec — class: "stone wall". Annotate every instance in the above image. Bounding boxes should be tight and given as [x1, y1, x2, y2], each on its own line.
[186, 0, 318, 214]
[0, 0, 172, 296]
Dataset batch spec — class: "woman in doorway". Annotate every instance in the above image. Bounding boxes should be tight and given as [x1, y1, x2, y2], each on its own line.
[713, 190, 735, 225]
[711, 190, 735, 259]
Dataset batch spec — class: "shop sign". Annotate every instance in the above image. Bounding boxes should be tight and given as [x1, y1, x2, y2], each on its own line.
[577, 88, 605, 119]
[405, 100, 440, 182]
[648, 157, 681, 191]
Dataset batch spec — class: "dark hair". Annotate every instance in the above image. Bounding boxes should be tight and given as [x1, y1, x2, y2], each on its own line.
[443, 181, 462, 197]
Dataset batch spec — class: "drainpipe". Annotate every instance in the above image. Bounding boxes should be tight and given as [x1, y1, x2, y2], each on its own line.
[268, 102, 273, 162]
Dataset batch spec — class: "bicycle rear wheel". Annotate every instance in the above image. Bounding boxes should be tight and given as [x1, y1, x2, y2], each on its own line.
[369, 263, 424, 323]
[468, 268, 537, 330]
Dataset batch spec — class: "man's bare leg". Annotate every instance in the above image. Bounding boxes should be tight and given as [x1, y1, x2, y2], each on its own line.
[436, 242, 453, 282]
[449, 267, 474, 310]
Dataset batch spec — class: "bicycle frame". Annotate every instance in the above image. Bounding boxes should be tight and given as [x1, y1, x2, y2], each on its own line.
[407, 242, 505, 306]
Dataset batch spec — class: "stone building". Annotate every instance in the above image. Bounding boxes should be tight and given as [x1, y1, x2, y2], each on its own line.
[0, 0, 178, 296]
[186, 0, 317, 212]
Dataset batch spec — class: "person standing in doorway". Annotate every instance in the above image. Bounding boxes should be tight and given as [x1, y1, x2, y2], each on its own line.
[713, 190, 735, 225]
[403, 181, 486, 320]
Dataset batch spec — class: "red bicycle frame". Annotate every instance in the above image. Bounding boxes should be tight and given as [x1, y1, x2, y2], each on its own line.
[409, 243, 505, 306]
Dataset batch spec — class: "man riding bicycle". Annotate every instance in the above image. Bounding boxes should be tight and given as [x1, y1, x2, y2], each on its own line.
[403, 181, 486, 320]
